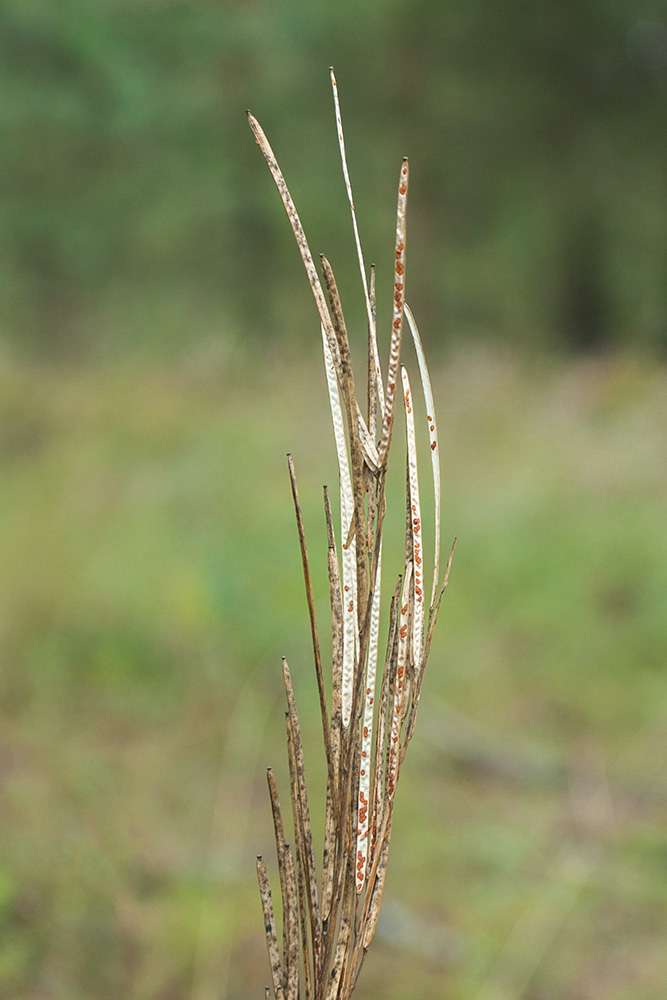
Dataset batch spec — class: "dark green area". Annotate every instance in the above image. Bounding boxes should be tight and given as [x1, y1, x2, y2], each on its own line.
[3, 0, 667, 357]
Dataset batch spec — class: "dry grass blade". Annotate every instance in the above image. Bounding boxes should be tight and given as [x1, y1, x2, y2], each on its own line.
[323, 485, 343, 776]
[320, 255, 368, 604]
[366, 263, 385, 436]
[282, 658, 322, 951]
[287, 454, 334, 784]
[323, 853, 355, 1000]
[401, 365, 425, 669]
[266, 768, 290, 968]
[256, 856, 285, 1000]
[282, 847, 300, 1000]
[286, 711, 314, 999]
[377, 158, 409, 468]
[387, 563, 412, 798]
[246, 111, 340, 367]
[355, 546, 382, 893]
[361, 834, 391, 951]
[404, 301, 441, 610]
[329, 67, 384, 427]
[329, 68, 373, 333]
[321, 328, 358, 729]
[368, 575, 401, 871]
[425, 535, 456, 661]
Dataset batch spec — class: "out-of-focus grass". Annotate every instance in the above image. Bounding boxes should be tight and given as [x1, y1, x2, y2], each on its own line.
[1, 344, 666, 1000]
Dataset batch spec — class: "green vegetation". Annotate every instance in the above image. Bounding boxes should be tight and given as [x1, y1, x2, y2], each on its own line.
[2, 0, 667, 355]
[1, 347, 666, 999]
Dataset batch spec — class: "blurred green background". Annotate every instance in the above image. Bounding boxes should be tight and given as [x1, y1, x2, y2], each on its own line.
[2, 2, 667, 999]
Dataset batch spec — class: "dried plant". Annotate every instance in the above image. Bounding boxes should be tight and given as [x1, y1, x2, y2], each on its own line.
[247, 69, 455, 1000]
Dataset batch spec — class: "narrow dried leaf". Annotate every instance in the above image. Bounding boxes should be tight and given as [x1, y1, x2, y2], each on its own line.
[321, 327, 357, 729]
[425, 535, 456, 660]
[369, 576, 400, 869]
[323, 853, 355, 1000]
[287, 455, 333, 785]
[361, 835, 391, 951]
[256, 856, 285, 1000]
[323, 486, 343, 770]
[330, 68, 376, 363]
[246, 111, 340, 367]
[320, 255, 368, 602]
[286, 713, 313, 1000]
[282, 847, 300, 1000]
[377, 158, 409, 469]
[387, 564, 412, 798]
[401, 365, 425, 670]
[282, 659, 322, 952]
[355, 544, 382, 893]
[404, 302, 441, 610]
[266, 768, 290, 967]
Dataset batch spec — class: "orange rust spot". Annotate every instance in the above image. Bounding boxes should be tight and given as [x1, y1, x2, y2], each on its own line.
[431, 441, 437, 451]
[430, 424, 435, 431]
[348, 601, 354, 612]
[396, 262, 404, 276]
[399, 184, 407, 195]
[397, 242, 404, 254]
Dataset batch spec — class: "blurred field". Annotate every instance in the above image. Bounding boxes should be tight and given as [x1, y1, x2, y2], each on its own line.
[1, 342, 666, 1000]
